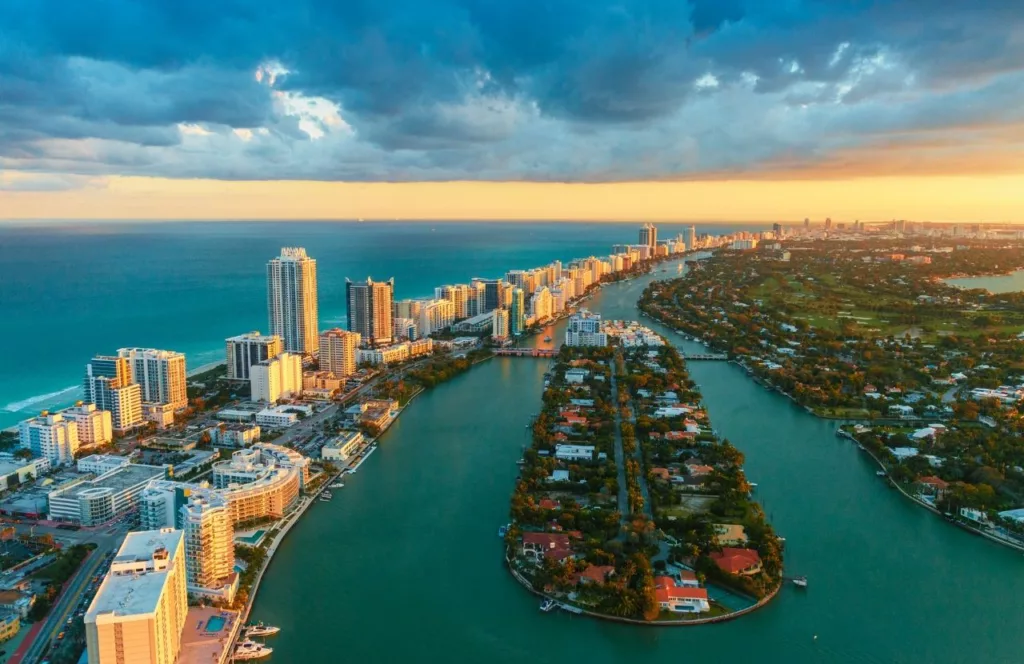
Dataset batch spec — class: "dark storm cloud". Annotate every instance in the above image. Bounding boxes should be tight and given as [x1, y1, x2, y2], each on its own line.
[1, 0, 1023, 181]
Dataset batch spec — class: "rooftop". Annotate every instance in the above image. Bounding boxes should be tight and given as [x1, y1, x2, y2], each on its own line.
[87, 529, 183, 621]
[177, 606, 240, 664]
[50, 464, 165, 500]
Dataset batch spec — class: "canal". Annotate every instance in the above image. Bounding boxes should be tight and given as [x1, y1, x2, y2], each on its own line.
[252, 258, 1024, 663]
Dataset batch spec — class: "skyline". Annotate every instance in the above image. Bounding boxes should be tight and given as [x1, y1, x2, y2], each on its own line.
[3, 2, 1024, 221]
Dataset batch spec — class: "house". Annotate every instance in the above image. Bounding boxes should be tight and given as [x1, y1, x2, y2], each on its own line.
[710, 548, 763, 576]
[548, 469, 570, 483]
[959, 507, 988, 525]
[671, 475, 706, 490]
[0, 590, 34, 618]
[653, 576, 710, 613]
[917, 476, 949, 498]
[565, 368, 590, 384]
[555, 445, 595, 462]
[687, 464, 714, 477]
[576, 564, 616, 585]
[676, 570, 700, 588]
[560, 413, 589, 427]
[521, 533, 573, 561]
[538, 499, 561, 510]
[911, 427, 938, 441]
[888, 404, 916, 419]
[713, 523, 749, 546]
[653, 406, 691, 419]
[650, 467, 671, 482]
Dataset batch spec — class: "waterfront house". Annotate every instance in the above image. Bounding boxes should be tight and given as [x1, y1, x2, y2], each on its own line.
[650, 467, 672, 482]
[576, 565, 616, 585]
[653, 406, 691, 419]
[710, 548, 763, 576]
[677, 570, 700, 587]
[565, 368, 590, 384]
[538, 499, 561, 510]
[888, 404, 916, 419]
[548, 469, 570, 483]
[653, 576, 710, 613]
[521, 533, 573, 561]
[917, 476, 949, 499]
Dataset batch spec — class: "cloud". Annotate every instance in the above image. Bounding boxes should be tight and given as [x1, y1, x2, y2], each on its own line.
[1, 0, 1024, 183]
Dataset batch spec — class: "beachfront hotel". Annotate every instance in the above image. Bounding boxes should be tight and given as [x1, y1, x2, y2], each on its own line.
[565, 310, 608, 347]
[63, 402, 113, 446]
[346, 276, 395, 347]
[117, 347, 188, 410]
[85, 529, 188, 664]
[249, 352, 303, 402]
[318, 328, 360, 377]
[225, 331, 283, 380]
[84, 355, 143, 431]
[267, 247, 319, 354]
[18, 412, 78, 466]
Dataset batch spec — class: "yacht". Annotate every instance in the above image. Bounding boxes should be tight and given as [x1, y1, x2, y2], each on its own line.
[876, 470, 887, 477]
[329, 482, 345, 489]
[543, 336, 552, 342]
[233, 640, 273, 660]
[245, 623, 280, 637]
[498, 524, 508, 538]
[539, 598, 557, 612]
[319, 491, 333, 502]
[792, 576, 808, 588]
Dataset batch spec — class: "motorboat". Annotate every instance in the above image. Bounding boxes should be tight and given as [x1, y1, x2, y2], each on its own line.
[540, 598, 557, 612]
[792, 576, 808, 588]
[543, 336, 552, 342]
[498, 524, 508, 538]
[329, 482, 345, 489]
[245, 623, 280, 637]
[233, 640, 273, 660]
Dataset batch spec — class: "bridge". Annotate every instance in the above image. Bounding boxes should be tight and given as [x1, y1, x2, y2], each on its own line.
[493, 348, 559, 358]
[682, 353, 729, 361]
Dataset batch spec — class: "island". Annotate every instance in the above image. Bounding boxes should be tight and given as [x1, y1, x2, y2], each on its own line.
[504, 320, 783, 623]
[640, 239, 1024, 551]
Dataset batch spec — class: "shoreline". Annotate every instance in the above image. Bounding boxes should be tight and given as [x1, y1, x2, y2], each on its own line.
[641, 306, 1024, 556]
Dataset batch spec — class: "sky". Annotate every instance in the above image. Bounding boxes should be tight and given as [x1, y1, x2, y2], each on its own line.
[2, 0, 1024, 222]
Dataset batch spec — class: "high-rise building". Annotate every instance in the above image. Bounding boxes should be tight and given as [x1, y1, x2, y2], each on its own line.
[267, 247, 319, 354]
[84, 356, 142, 432]
[804, 217, 810, 229]
[639, 223, 658, 248]
[181, 495, 235, 600]
[473, 278, 506, 314]
[226, 332, 283, 381]
[772, 223, 783, 238]
[492, 308, 510, 342]
[85, 529, 188, 664]
[346, 277, 394, 347]
[250, 353, 303, 402]
[117, 348, 187, 410]
[686, 225, 697, 251]
[510, 287, 526, 336]
[435, 284, 470, 319]
[417, 299, 455, 337]
[18, 412, 79, 465]
[64, 403, 113, 447]
[530, 287, 553, 322]
[824, 217, 833, 231]
[393, 298, 423, 321]
[318, 329, 360, 377]
[565, 310, 607, 347]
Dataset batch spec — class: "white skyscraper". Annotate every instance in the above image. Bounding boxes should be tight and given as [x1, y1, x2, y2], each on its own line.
[267, 247, 319, 354]
[85, 529, 188, 664]
[117, 348, 188, 410]
[19, 412, 79, 465]
[181, 495, 235, 600]
[226, 331, 283, 380]
[565, 310, 608, 347]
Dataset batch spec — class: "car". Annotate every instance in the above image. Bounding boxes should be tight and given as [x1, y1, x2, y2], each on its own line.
[57, 631, 65, 640]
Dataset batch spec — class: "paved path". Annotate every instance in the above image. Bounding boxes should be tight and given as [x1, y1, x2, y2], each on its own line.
[624, 394, 653, 519]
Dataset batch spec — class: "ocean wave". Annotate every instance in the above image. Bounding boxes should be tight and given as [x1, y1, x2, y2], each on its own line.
[2, 385, 82, 413]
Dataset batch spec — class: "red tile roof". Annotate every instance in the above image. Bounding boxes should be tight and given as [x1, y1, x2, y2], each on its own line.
[919, 476, 949, 490]
[538, 499, 560, 510]
[577, 565, 616, 585]
[710, 547, 762, 575]
[653, 576, 709, 602]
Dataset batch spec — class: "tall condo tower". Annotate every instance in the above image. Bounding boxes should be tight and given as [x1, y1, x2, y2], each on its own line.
[267, 247, 319, 354]
[346, 277, 394, 347]
[639, 223, 658, 248]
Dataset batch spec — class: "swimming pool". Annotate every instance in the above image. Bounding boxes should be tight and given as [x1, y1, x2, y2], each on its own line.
[236, 529, 265, 545]
[205, 616, 227, 632]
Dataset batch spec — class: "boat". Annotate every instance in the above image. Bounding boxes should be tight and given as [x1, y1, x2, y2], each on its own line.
[498, 524, 508, 538]
[540, 598, 557, 612]
[233, 641, 273, 660]
[329, 482, 345, 489]
[515, 458, 526, 466]
[792, 576, 808, 588]
[245, 623, 280, 637]
[319, 491, 333, 502]
[876, 470, 887, 477]
[543, 336, 552, 342]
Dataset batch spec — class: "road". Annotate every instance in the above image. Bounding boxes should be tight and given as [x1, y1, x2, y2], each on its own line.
[17, 529, 124, 664]
[608, 370, 630, 539]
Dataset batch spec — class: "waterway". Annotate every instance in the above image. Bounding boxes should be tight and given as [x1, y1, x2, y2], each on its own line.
[945, 269, 1024, 293]
[252, 259, 1024, 663]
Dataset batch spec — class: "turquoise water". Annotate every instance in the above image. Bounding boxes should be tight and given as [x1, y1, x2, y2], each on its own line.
[945, 269, 1024, 293]
[251, 258, 1024, 663]
[0, 221, 763, 429]
[205, 616, 227, 632]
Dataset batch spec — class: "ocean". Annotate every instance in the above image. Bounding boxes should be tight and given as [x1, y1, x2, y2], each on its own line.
[0, 220, 766, 428]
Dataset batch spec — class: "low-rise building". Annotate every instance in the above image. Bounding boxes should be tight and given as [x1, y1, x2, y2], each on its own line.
[710, 547, 763, 576]
[255, 406, 299, 428]
[564, 368, 590, 384]
[210, 423, 261, 448]
[322, 431, 364, 462]
[18, 412, 79, 466]
[554, 445, 595, 462]
[0, 612, 20, 643]
[77, 454, 131, 476]
[63, 403, 113, 447]
[654, 576, 710, 613]
[0, 455, 49, 491]
[0, 589, 34, 619]
[48, 464, 166, 526]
